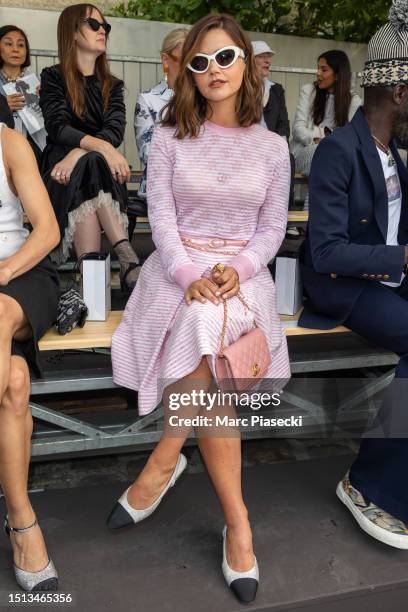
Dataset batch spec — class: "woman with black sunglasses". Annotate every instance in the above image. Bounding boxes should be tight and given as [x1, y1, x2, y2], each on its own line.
[39, 3, 141, 291]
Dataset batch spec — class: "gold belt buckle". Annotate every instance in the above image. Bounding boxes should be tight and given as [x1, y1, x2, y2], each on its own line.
[209, 238, 226, 248]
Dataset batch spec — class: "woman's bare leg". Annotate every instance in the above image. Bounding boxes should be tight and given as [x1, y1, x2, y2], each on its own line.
[0, 355, 49, 572]
[127, 357, 212, 509]
[0, 294, 49, 572]
[127, 355, 254, 570]
[0, 295, 29, 399]
[196, 411, 254, 572]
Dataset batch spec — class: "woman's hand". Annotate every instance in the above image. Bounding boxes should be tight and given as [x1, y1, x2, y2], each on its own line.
[211, 265, 240, 299]
[51, 148, 86, 185]
[184, 278, 221, 306]
[100, 143, 130, 184]
[0, 264, 13, 286]
[6, 93, 25, 112]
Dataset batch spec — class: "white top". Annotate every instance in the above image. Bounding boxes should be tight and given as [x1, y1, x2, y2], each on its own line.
[377, 146, 403, 287]
[0, 123, 29, 261]
[290, 82, 362, 157]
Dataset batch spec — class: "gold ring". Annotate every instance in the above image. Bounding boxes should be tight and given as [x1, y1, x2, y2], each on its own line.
[213, 263, 225, 274]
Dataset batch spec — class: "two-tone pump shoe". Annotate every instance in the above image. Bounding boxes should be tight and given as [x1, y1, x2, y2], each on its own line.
[107, 453, 187, 529]
[4, 515, 58, 592]
[222, 526, 259, 603]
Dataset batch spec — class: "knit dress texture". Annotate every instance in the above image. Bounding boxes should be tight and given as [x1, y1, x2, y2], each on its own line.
[112, 121, 291, 414]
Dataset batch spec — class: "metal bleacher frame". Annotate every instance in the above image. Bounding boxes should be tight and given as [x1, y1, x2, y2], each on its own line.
[30, 338, 398, 459]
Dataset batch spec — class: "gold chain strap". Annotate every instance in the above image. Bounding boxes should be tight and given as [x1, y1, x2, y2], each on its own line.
[218, 291, 257, 357]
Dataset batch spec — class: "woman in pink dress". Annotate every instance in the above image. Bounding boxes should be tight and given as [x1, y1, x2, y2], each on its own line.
[108, 13, 290, 603]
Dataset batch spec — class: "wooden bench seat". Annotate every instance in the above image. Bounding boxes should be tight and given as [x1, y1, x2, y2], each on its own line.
[38, 309, 348, 351]
[131, 210, 308, 227]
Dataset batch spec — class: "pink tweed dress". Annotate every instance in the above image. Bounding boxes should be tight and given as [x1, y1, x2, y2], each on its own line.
[112, 120, 291, 415]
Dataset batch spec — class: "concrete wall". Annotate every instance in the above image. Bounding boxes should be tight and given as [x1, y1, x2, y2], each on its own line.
[0, 6, 367, 169]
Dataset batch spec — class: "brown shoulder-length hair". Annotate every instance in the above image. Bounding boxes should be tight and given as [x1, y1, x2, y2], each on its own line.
[313, 50, 352, 128]
[0, 26, 31, 70]
[57, 3, 117, 118]
[162, 13, 263, 139]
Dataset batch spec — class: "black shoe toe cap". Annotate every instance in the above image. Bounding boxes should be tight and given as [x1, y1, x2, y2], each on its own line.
[230, 577, 258, 603]
[33, 577, 58, 591]
[106, 502, 133, 530]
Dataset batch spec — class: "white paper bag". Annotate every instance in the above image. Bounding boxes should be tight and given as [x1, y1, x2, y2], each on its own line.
[275, 256, 302, 316]
[81, 253, 111, 321]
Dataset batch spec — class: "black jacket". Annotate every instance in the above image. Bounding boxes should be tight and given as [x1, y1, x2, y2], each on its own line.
[263, 83, 290, 140]
[40, 64, 126, 170]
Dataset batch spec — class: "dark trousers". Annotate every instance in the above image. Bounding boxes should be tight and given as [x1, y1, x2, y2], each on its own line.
[345, 277, 408, 523]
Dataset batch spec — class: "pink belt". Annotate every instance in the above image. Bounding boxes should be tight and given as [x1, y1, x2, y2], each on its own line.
[180, 234, 248, 252]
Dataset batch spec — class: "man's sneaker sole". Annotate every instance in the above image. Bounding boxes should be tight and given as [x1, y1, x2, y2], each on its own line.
[336, 481, 408, 550]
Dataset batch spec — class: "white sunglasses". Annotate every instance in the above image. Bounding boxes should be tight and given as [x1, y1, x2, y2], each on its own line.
[187, 45, 246, 74]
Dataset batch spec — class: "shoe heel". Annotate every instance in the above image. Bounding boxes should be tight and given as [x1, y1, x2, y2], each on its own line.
[4, 515, 59, 592]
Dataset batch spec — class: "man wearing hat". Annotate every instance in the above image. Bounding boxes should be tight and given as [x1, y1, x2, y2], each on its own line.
[300, 0, 408, 548]
[252, 40, 290, 139]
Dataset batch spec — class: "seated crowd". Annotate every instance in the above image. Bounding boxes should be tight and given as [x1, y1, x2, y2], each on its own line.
[1, 0, 408, 605]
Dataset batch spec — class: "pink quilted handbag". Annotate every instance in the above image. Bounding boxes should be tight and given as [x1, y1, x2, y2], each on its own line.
[215, 292, 271, 392]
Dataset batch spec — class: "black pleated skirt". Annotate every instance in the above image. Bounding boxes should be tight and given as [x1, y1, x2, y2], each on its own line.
[1, 256, 59, 378]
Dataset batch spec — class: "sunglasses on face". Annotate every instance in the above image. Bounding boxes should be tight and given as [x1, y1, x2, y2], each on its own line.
[187, 45, 246, 74]
[83, 17, 111, 35]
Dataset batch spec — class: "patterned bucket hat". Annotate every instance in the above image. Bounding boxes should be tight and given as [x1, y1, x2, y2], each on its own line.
[362, 0, 408, 87]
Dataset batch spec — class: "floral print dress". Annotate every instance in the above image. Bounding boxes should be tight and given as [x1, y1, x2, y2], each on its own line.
[134, 79, 173, 198]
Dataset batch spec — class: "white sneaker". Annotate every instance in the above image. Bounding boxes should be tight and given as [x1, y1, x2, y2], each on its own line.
[336, 472, 408, 549]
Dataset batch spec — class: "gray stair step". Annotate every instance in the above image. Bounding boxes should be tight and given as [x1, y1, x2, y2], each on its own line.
[1, 455, 407, 611]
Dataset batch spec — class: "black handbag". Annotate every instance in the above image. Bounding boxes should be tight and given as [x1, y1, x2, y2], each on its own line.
[55, 286, 88, 335]
[55, 253, 94, 335]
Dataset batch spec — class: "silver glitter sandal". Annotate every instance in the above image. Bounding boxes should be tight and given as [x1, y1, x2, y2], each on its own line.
[4, 515, 58, 591]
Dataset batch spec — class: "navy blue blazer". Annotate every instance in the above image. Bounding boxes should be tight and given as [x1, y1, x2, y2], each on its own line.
[299, 107, 408, 329]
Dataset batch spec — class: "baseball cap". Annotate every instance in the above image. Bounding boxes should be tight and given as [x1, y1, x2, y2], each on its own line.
[251, 40, 275, 56]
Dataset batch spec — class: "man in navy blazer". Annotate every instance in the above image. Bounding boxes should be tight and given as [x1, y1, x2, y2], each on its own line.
[301, 106, 408, 328]
[299, 2, 408, 550]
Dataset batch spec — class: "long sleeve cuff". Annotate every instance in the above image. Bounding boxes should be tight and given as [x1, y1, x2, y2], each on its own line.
[173, 264, 202, 292]
[230, 253, 255, 284]
[58, 125, 87, 148]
